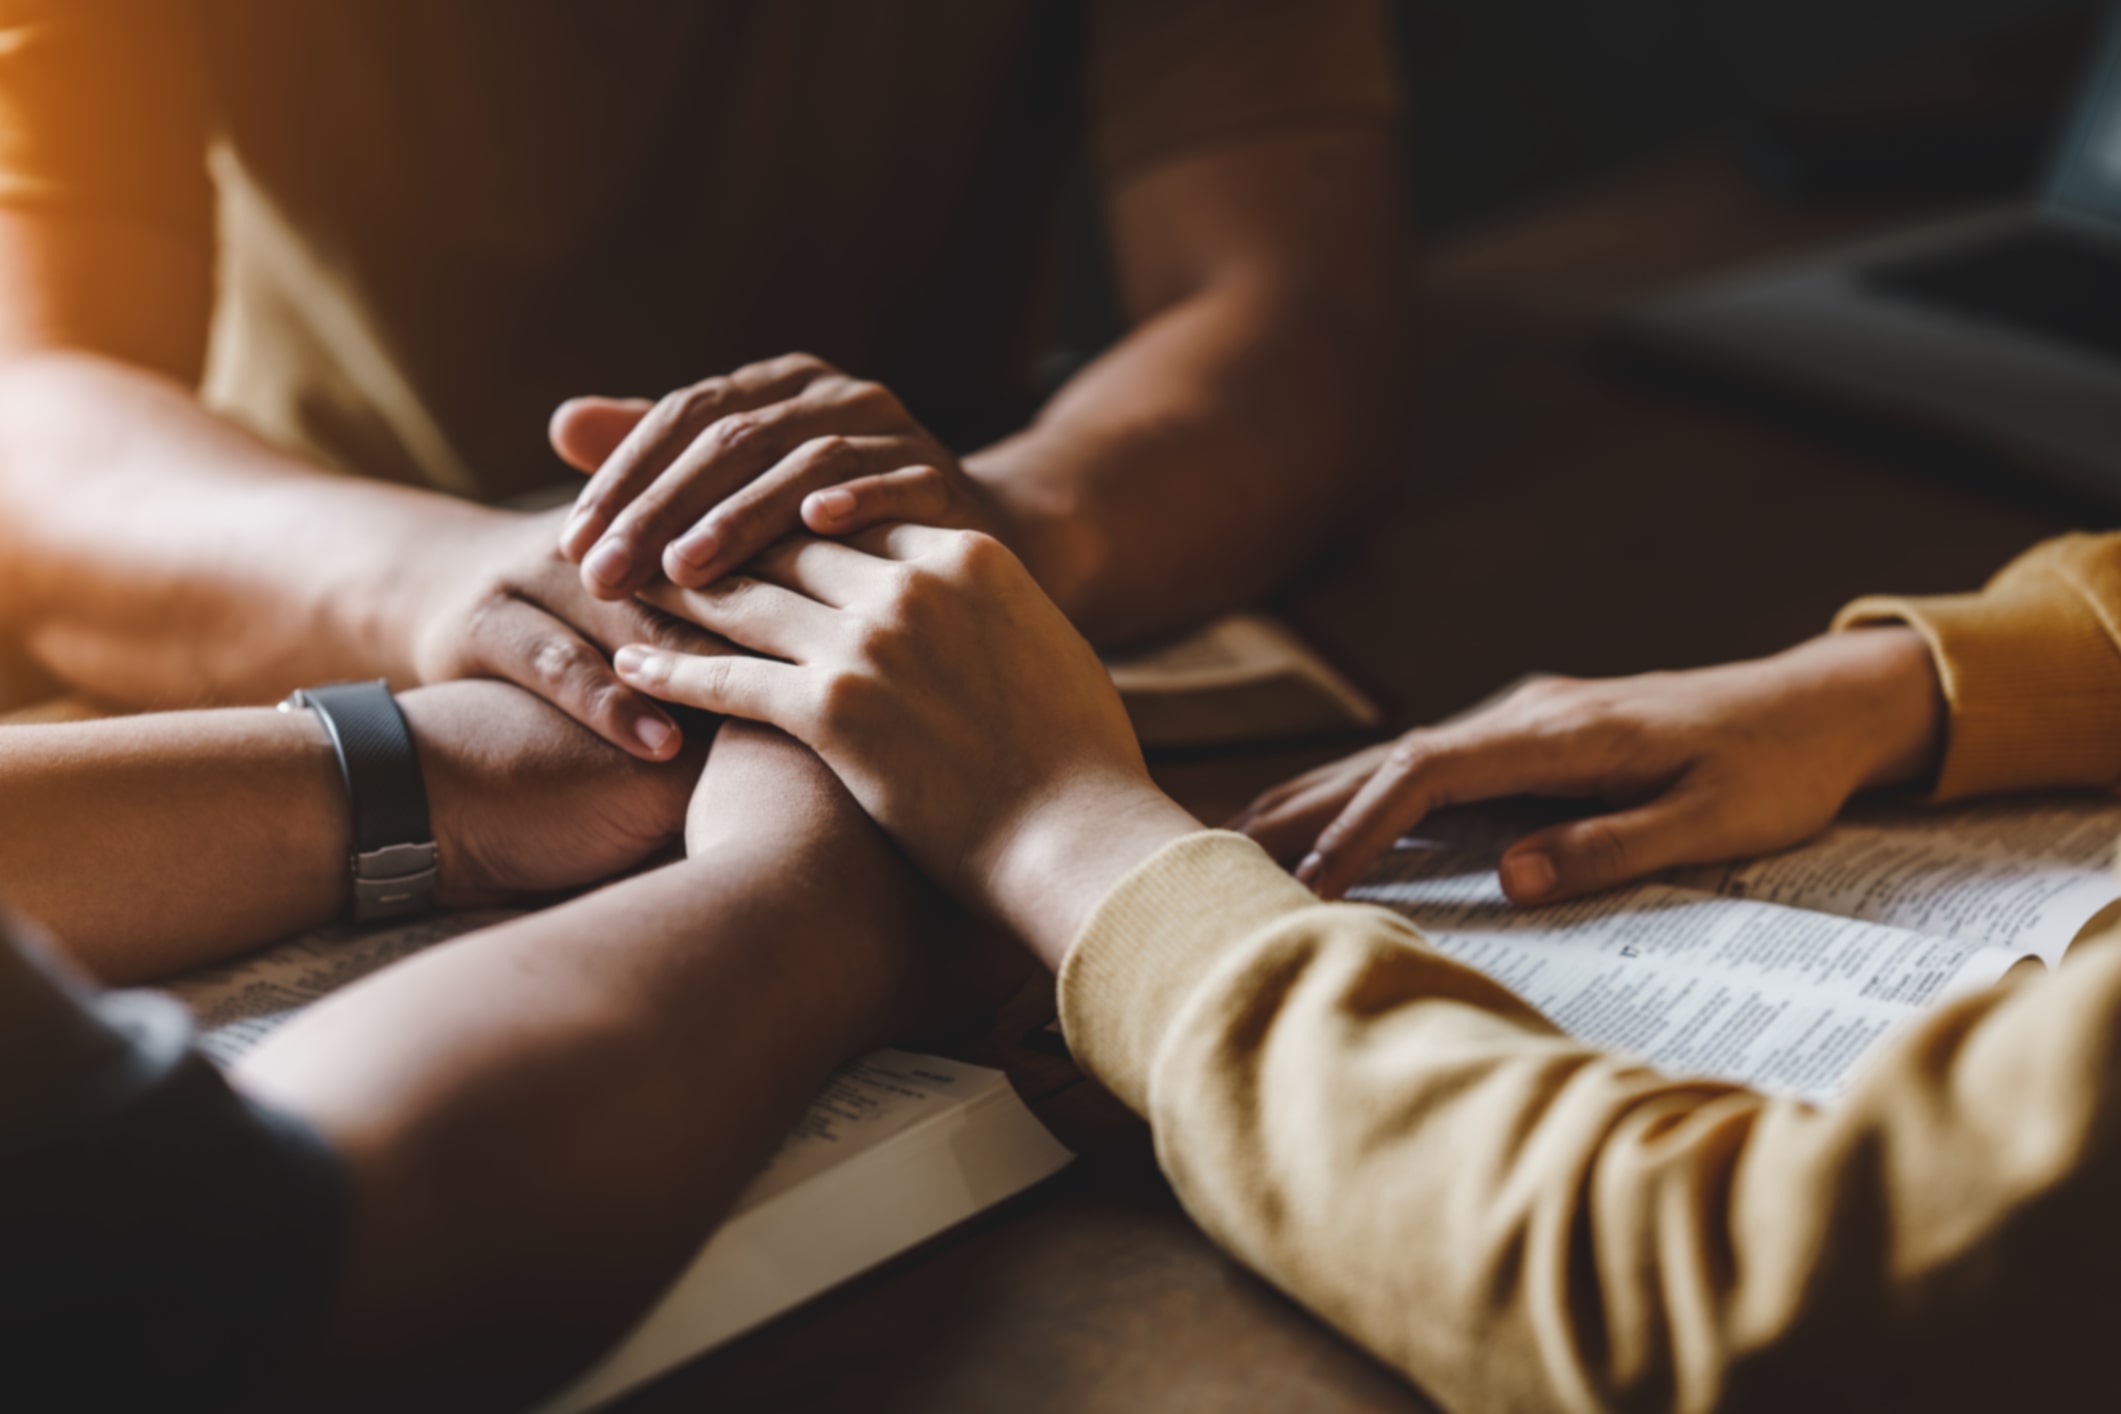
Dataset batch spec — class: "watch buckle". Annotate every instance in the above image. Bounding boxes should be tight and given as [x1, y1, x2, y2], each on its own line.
[352, 841, 440, 920]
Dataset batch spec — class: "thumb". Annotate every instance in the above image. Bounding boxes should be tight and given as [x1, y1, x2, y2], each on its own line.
[549, 397, 655, 474]
[1498, 795, 1717, 905]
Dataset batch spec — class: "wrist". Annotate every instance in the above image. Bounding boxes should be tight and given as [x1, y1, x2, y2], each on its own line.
[1795, 626, 1947, 792]
[964, 460, 1108, 622]
[261, 706, 360, 920]
[392, 688, 483, 909]
[383, 501, 518, 685]
[978, 776, 1200, 972]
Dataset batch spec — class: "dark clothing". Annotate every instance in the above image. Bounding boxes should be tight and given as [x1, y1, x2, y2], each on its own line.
[0, 929, 345, 1413]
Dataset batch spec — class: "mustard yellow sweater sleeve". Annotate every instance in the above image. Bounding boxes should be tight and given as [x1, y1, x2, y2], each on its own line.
[1059, 831, 2121, 1413]
[1835, 531, 2121, 800]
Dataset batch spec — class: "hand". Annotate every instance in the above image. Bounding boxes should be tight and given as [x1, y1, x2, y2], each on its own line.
[550, 354, 1011, 600]
[608, 526, 1198, 967]
[407, 506, 733, 760]
[398, 681, 705, 909]
[1237, 628, 1947, 904]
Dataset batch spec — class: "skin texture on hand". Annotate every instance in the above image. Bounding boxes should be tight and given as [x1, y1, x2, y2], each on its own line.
[611, 526, 1199, 966]
[1237, 627, 1948, 905]
[406, 506, 745, 761]
[397, 681, 703, 910]
[552, 354, 1015, 601]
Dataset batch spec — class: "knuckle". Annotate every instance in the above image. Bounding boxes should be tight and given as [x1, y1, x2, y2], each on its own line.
[527, 639, 625, 724]
[814, 668, 878, 732]
[528, 634, 599, 688]
[936, 527, 1001, 572]
[1574, 820, 1632, 878]
[702, 500, 759, 547]
[1382, 733, 1434, 776]
[897, 562, 953, 614]
[844, 378, 901, 416]
[697, 573, 761, 614]
[800, 433, 855, 467]
[709, 409, 763, 452]
[675, 379, 731, 427]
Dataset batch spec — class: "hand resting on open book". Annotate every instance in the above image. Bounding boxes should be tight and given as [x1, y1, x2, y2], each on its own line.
[1236, 626, 1948, 904]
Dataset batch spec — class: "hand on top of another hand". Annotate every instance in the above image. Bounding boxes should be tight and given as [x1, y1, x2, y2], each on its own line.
[396, 680, 706, 910]
[603, 526, 1198, 966]
[408, 505, 737, 762]
[1235, 627, 1947, 906]
[549, 353, 1012, 602]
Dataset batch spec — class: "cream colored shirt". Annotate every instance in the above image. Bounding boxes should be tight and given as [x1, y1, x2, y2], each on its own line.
[1061, 532, 2121, 1411]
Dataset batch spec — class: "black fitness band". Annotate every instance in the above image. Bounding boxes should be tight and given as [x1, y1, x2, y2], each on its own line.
[279, 680, 439, 923]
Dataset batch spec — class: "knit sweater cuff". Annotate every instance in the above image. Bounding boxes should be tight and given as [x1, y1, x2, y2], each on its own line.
[1835, 580, 2121, 800]
[1056, 830, 1321, 1116]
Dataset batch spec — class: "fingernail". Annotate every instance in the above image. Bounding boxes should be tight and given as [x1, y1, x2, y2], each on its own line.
[583, 539, 631, 592]
[1296, 851, 1325, 884]
[807, 488, 856, 524]
[1501, 852, 1556, 900]
[560, 507, 594, 555]
[633, 712, 677, 758]
[669, 526, 718, 571]
[613, 645, 665, 683]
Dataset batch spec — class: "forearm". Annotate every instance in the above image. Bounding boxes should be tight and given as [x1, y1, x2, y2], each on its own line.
[969, 276, 1409, 646]
[238, 725, 932, 1410]
[0, 707, 349, 982]
[0, 350, 499, 703]
[1057, 832, 2121, 1412]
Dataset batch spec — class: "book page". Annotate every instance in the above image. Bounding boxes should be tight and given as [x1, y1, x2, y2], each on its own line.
[1105, 613, 1379, 720]
[537, 1052, 1073, 1414]
[1353, 843, 2018, 1102]
[732, 1052, 1013, 1213]
[163, 910, 521, 1062]
[1666, 796, 2121, 964]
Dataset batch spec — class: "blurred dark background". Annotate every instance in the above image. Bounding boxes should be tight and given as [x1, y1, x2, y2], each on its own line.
[1392, 0, 2095, 232]
[1057, 0, 2104, 372]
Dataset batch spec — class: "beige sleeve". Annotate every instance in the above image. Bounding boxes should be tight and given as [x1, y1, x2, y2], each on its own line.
[0, 0, 212, 235]
[1086, 0, 1403, 181]
[1835, 532, 2121, 800]
[1059, 830, 2121, 1413]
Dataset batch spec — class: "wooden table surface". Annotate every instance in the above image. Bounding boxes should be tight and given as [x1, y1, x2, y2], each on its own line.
[632, 151, 2082, 1413]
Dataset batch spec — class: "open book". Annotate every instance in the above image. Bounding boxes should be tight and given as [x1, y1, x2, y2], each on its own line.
[163, 916, 1073, 1412]
[1349, 794, 2121, 1104]
[1106, 613, 1381, 749]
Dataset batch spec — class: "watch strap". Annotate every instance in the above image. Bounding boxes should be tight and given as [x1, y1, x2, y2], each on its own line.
[284, 681, 438, 922]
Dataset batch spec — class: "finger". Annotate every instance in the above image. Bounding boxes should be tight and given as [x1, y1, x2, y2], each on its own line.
[1498, 794, 1720, 905]
[612, 646, 811, 734]
[848, 520, 976, 563]
[634, 574, 843, 664]
[1228, 744, 1391, 833]
[801, 464, 960, 537]
[549, 397, 654, 475]
[1239, 768, 1378, 866]
[580, 375, 906, 600]
[1298, 724, 1623, 901]
[561, 353, 830, 565]
[663, 435, 902, 587]
[474, 600, 684, 762]
[740, 534, 902, 608]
